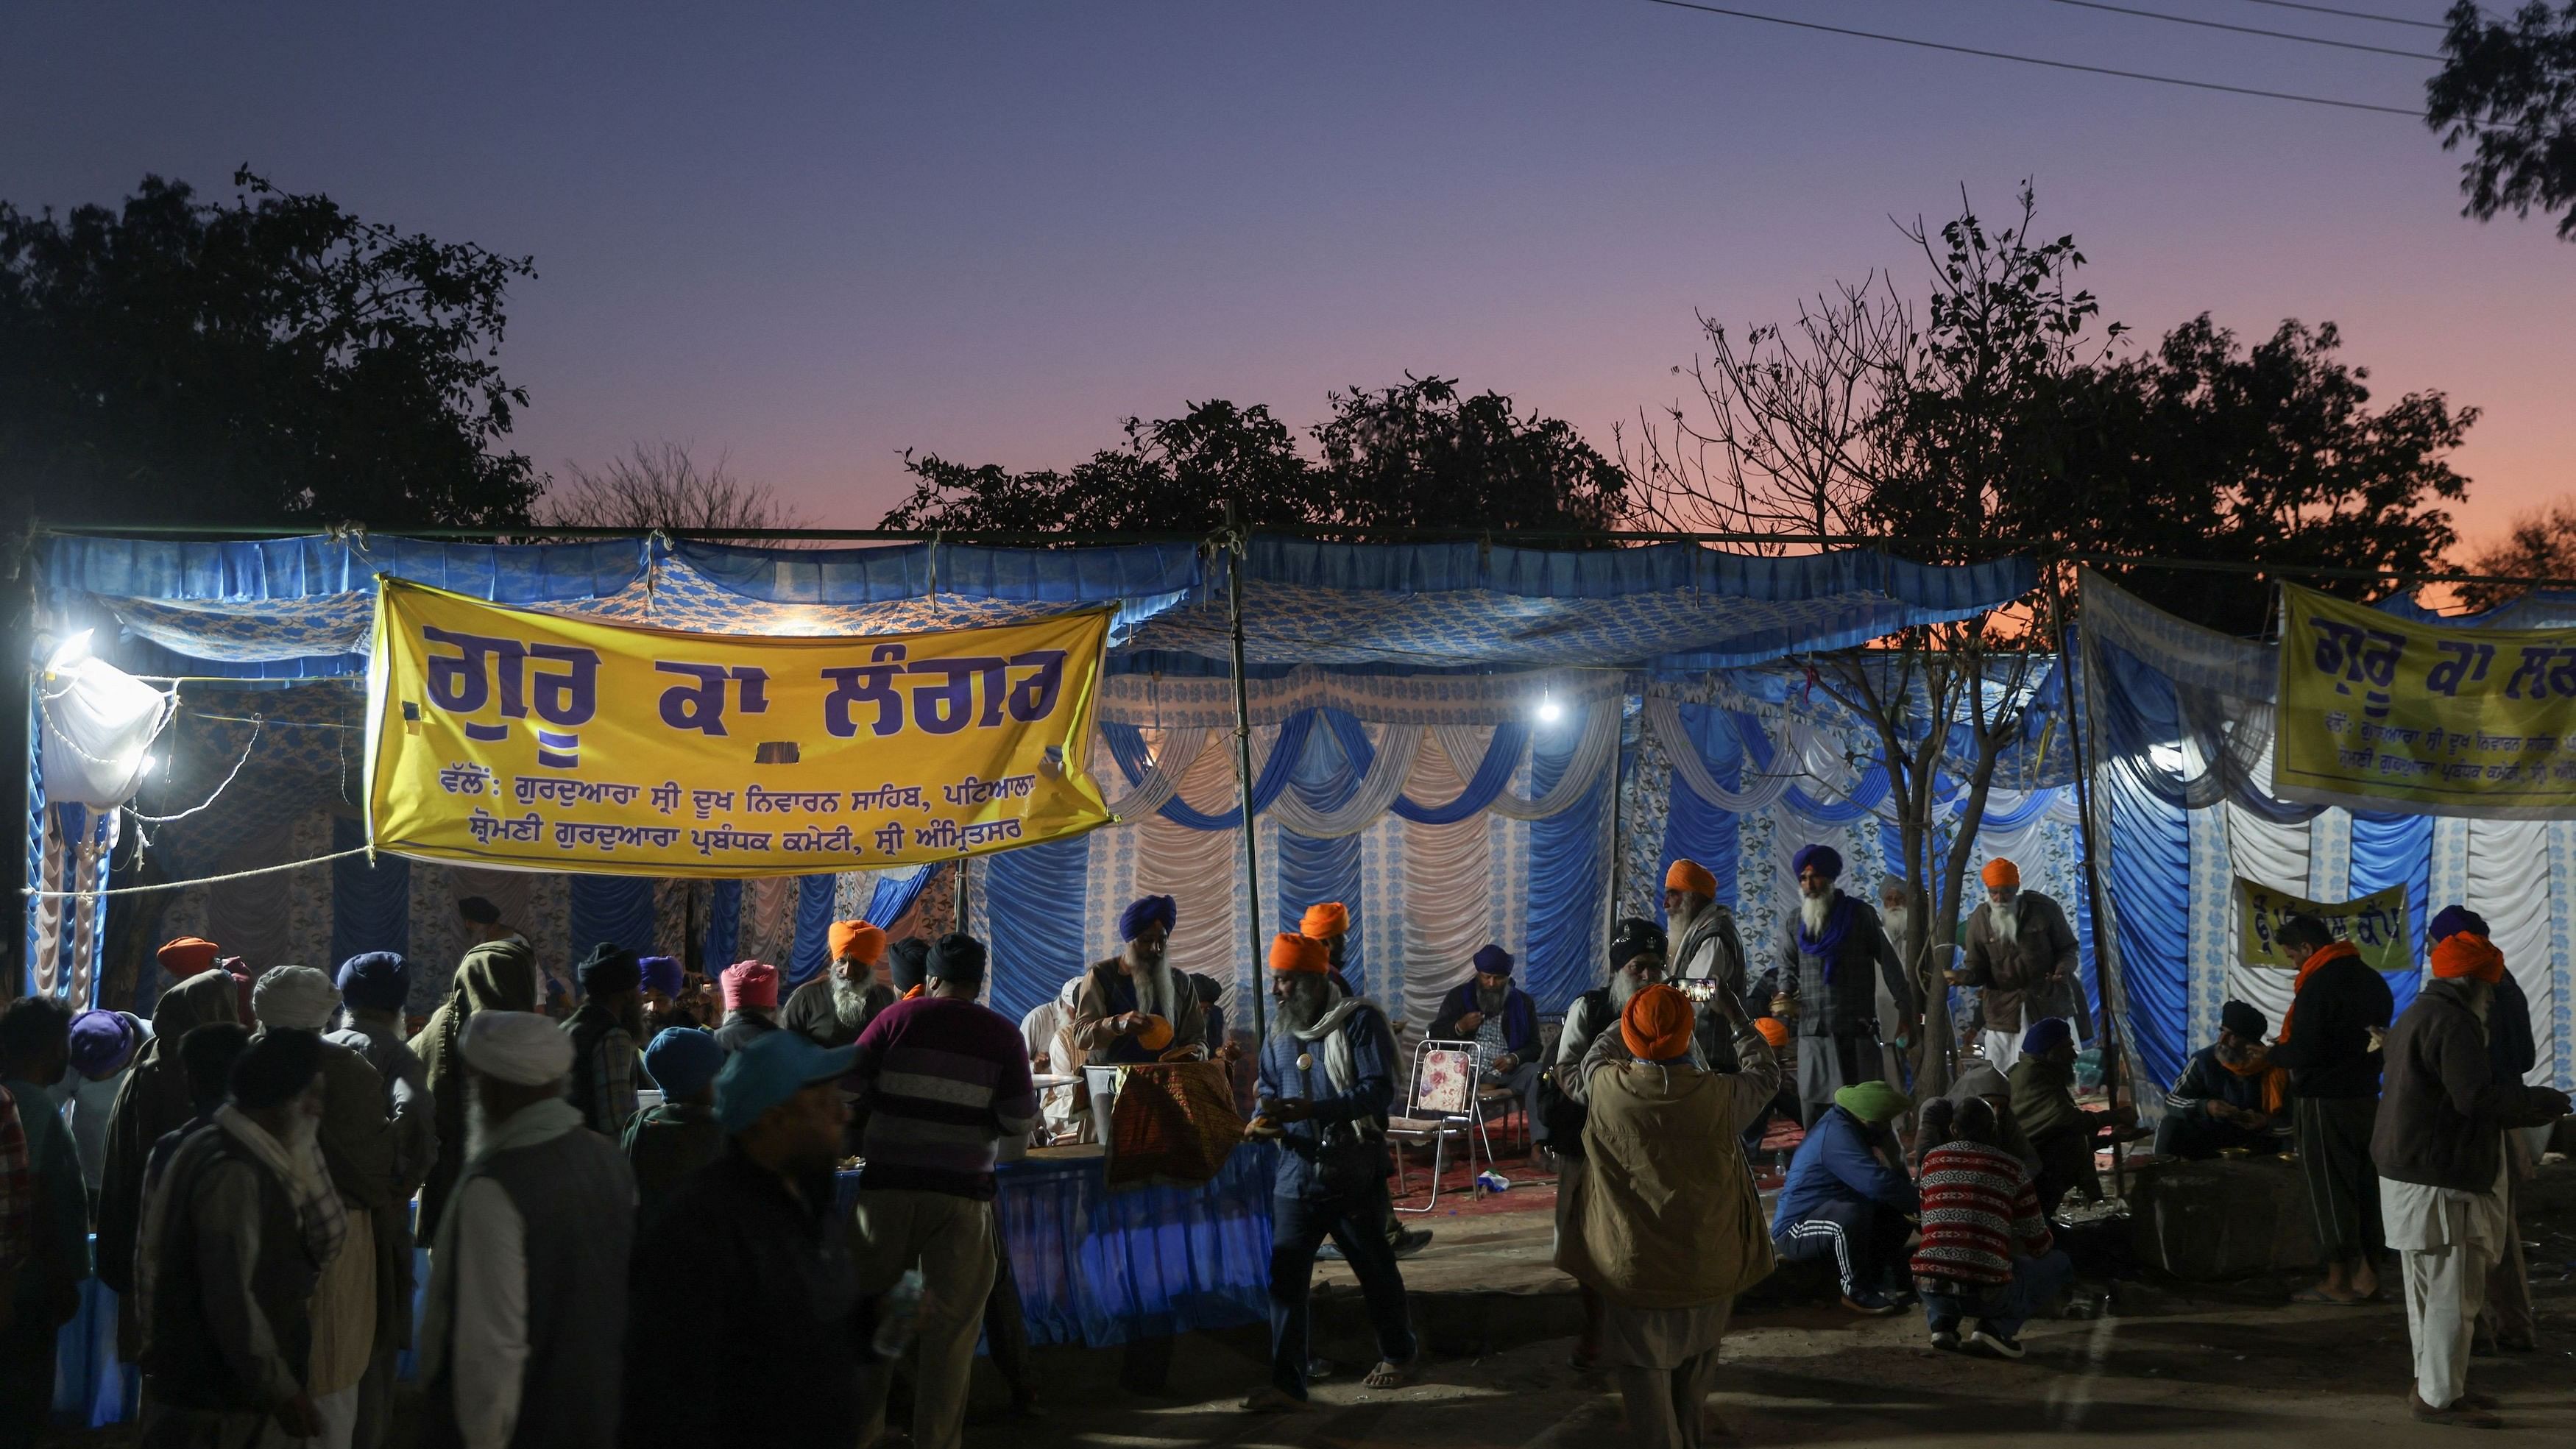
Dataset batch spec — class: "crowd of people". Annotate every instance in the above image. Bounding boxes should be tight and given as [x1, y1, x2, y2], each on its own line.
[0, 837, 2563, 1444]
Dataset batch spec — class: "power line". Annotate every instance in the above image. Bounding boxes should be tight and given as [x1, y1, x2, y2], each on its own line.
[2230, 0, 2449, 31]
[1639, 0, 2427, 116]
[2038, 0, 2442, 60]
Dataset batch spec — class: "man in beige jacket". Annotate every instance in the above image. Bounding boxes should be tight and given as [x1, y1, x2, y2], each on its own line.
[1557, 981, 1780, 1449]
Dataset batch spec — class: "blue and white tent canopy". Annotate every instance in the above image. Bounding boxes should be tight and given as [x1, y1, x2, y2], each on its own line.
[40, 531, 2034, 677]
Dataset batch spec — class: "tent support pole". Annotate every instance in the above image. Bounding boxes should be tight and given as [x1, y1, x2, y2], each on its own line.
[2048, 567, 2126, 1200]
[1224, 506, 1267, 1041]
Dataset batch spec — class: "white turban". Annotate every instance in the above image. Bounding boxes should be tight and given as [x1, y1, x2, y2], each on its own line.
[460, 1010, 573, 1085]
[251, 965, 342, 1032]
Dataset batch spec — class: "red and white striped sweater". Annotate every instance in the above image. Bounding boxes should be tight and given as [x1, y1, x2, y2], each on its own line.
[1910, 1140, 2053, 1287]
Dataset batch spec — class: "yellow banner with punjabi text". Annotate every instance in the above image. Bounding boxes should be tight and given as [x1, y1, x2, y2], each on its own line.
[2275, 582, 2576, 819]
[364, 578, 1112, 876]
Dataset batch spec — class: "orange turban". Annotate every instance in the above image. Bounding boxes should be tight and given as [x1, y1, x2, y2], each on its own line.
[827, 920, 886, 966]
[1299, 903, 1350, 940]
[2430, 932, 2505, 985]
[1981, 858, 2020, 890]
[1620, 983, 1696, 1061]
[1135, 1015, 1175, 1052]
[158, 937, 220, 978]
[1270, 932, 1330, 975]
[1755, 1016, 1791, 1049]
[1665, 860, 1717, 897]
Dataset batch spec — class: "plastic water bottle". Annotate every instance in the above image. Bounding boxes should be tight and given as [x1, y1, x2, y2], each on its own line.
[871, 1269, 924, 1359]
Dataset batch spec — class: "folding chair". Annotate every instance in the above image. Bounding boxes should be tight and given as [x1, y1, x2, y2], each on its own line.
[1385, 1038, 1492, 1211]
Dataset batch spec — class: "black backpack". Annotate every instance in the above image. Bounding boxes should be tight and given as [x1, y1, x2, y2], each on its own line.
[1534, 986, 1613, 1155]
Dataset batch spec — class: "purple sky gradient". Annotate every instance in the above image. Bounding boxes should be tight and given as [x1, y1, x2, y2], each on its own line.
[6, 1, 2566, 550]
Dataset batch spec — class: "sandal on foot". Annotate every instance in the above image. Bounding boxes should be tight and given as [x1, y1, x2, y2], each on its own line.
[1239, 1387, 1309, 1414]
[1363, 1359, 1416, 1391]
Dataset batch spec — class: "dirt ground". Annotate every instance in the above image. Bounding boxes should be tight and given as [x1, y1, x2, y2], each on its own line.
[46, 1175, 2576, 1448]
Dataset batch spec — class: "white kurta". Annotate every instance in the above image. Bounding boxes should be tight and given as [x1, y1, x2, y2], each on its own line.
[2381, 1155, 2509, 1411]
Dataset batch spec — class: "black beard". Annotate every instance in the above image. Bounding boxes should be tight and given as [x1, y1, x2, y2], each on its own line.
[1476, 985, 1508, 1016]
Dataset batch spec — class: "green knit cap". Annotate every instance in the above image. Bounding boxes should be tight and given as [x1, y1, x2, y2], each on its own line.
[1833, 1080, 1912, 1124]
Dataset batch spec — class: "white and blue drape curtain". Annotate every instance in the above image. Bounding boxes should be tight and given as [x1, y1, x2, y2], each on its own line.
[2081, 573, 2575, 1096]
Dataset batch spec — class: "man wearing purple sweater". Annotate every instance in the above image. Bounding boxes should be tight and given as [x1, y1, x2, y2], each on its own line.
[847, 932, 1038, 1449]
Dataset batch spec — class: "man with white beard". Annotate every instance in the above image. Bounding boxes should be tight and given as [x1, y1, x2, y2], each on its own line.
[1074, 895, 1206, 1067]
[1777, 846, 1915, 1127]
[781, 920, 896, 1049]
[1663, 858, 1748, 1017]
[1242, 933, 1416, 1412]
[1950, 858, 2084, 1073]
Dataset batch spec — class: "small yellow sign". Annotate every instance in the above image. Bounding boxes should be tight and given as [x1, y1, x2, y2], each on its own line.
[2233, 876, 2411, 974]
[364, 578, 1113, 876]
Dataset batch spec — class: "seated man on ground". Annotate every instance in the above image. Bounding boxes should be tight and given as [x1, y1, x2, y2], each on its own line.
[2008, 1017, 2134, 1214]
[1429, 945, 1544, 1138]
[2155, 999, 2287, 1160]
[1771, 1079, 1918, 1314]
[1912, 1097, 2071, 1360]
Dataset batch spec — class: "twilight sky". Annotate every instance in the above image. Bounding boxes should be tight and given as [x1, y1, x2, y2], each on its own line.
[5, 1, 2567, 549]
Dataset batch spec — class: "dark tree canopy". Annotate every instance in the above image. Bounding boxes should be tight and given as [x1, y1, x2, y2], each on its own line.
[882, 377, 1627, 537]
[2008, 316, 2476, 636]
[2460, 500, 2576, 610]
[2428, 1, 2576, 241]
[0, 169, 542, 529]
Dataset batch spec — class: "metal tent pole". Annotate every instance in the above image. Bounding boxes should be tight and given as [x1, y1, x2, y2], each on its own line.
[1223, 506, 1267, 1041]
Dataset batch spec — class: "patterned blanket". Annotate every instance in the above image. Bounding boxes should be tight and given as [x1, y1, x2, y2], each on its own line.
[1103, 1060, 1245, 1191]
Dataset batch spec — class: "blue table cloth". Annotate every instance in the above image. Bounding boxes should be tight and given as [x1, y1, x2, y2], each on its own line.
[839, 1141, 1277, 1348]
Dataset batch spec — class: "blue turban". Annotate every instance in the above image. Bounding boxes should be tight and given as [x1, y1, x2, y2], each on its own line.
[1791, 844, 1844, 880]
[1472, 944, 1514, 977]
[638, 955, 684, 999]
[1119, 894, 1178, 942]
[2428, 905, 2488, 943]
[2021, 1017, 2074, 1056]
[336, 952, 412, 1013]
[643, 1027, 726, 1102]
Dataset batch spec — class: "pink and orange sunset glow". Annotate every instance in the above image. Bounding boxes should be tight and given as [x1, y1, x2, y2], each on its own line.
[7, 1, 2566, 548]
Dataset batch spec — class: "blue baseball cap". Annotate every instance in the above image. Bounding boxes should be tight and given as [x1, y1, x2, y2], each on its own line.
[714, 1030, 857, 1134]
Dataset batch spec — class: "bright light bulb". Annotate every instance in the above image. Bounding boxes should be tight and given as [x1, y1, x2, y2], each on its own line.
[46, 629, 94, 672]
[1535, 692, 1565, 726]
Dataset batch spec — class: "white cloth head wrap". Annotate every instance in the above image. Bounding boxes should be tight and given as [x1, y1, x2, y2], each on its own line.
[460, 1009, 575, 1085]
[251, 964, 342, 1032]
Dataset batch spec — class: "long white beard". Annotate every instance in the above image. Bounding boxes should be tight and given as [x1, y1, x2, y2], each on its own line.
[1989, 900, 2020, 939]
[830, 974, 874, 1028]
[1800, 893, 1831, 936]
[1883, 907, 1912, 945]
[1609, 971, 1643, 1010]
[1668, 899, 1700, 943]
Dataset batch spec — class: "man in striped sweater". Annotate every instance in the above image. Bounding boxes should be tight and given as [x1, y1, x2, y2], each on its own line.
[1911, 1097, 2070, 1358]
[847, 932, 1038, 1449]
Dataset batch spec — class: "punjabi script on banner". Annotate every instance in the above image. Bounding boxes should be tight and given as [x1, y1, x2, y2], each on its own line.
[364, 578, 1113, 876]
[2232, 877, 2412, 974]
[2274, 582, 2576, 818]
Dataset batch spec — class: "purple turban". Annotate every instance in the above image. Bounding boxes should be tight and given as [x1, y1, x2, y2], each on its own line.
[1472, 944, 1514, 977]
[2427, 905, 2488, 943]
[68, 1010, 140, 1079]
[1119, 894, 1178, 942]
[638, 955, 684, 999]
[1791, 844, 1844, 881]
